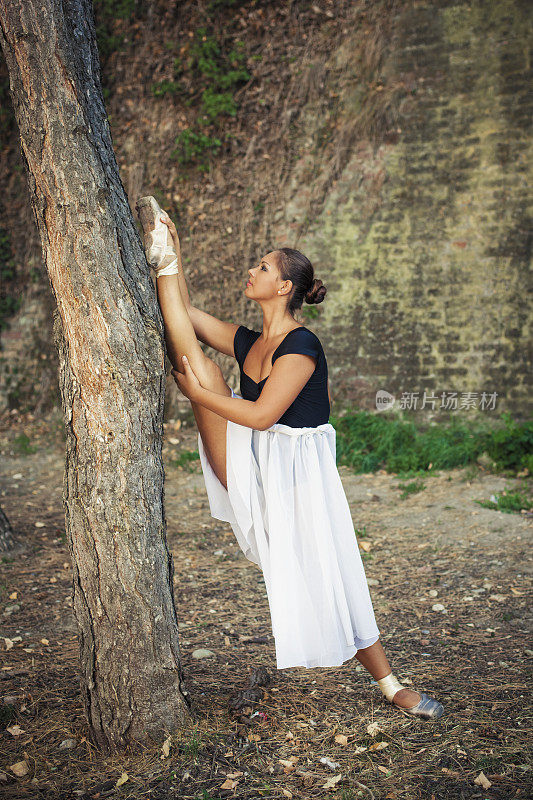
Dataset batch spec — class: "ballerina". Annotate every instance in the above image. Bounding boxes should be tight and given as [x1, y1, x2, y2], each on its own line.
[136, 195, 444, 720]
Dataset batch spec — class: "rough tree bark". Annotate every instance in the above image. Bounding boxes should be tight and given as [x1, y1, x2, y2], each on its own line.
[0, 0, 193, 749]
[0, 504, 15, 551]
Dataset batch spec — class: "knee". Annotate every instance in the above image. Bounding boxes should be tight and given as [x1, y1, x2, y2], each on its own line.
[202, 357, 229, 391]
[203, 357, 223, 382]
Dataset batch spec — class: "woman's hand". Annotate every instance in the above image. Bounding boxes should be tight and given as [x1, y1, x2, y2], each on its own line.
[171, 356, 202, 402]
[160, 211, 181, 253]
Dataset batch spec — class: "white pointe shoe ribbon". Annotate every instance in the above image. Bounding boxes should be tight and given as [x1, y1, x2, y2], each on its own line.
[146, 217, 180, 277]
[377, 672, 405, 702]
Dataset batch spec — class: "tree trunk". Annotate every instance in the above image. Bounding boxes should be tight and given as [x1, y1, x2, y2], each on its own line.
[0, 0, 193, 749]
[0, 504, 15, 551]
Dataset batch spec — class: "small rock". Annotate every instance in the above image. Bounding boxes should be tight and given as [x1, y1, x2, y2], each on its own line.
[213, 549, 224, 556]
[59, 739, 78, 750]
[2, 696, 18, 706]
[191, 648, 215, 659]
[367, 578, 380, 586]
[421, 629, 430, 634]
[462, 596, 474, 602]
[489, 594, 506, 602]
[319, 756, 340, 770]
[431, 603, 446, 612]
[428, 589, 438, 597]
[4, 604, 20, 613]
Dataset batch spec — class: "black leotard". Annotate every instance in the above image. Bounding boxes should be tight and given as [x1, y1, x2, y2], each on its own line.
[233, 325, 330, 428]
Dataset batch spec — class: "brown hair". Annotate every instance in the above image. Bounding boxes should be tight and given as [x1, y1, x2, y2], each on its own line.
[276, 248, 327, 316]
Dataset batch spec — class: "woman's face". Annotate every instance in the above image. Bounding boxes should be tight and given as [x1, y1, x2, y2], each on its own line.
[245, 251, 290, 301]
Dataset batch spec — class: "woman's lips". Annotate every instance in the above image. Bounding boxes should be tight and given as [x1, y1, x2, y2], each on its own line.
[246, 280, 252, 286]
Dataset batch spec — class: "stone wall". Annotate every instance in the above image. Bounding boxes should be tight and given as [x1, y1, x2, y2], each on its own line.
[1, 0, 531, 420]
[281, 0, 532, 417]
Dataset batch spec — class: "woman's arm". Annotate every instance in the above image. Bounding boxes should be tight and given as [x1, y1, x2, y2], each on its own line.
[174, 352, 317, 430]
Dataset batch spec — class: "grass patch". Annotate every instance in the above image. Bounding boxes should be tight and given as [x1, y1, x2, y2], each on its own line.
[171, 449, 200, 471]
[92, 0, 139, 63]
[475, 486, 531, 514]
[168, 28, 250, 169]
[330, 409, 532, 476]
[13, 432, 38, 455]
[396, 479, 426, 499]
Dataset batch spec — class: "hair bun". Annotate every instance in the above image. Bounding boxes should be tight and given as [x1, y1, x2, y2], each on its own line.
[305, 278, 327, 305]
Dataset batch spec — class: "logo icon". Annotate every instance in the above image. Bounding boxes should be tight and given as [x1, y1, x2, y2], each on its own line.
[375, 390, 395, 412]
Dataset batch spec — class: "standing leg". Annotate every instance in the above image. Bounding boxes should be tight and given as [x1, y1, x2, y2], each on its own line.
[355, 641, 420, 706]
[136, 197, 231, 489]
[355, 640, 444, 719]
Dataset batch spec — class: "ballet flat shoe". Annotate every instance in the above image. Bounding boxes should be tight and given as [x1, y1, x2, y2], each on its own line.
[136, 195, 179, 274]
[393, 691, 444, 720]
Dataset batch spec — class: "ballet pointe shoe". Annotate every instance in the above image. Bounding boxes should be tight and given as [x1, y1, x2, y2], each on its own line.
[136, 195, 180, 277]
[377, 673, 444, 720]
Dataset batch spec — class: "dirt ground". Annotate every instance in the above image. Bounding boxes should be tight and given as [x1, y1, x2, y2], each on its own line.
[0, 408, 531, 800]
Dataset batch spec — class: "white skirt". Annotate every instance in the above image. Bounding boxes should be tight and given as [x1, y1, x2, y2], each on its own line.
[197, 390, 380, 669]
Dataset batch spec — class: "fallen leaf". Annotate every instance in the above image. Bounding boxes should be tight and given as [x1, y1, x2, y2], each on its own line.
[377, 765, 392, 776]
[9, 760, 29, 777]
[367, 722, 382, 737]
[369, 740, 389, 751]
[474, 771, 492, 789]
[161, 736, 172, 757]
[226, 771, 243, 779]
[40, 638, 49, 646]
[353, 746, 368, 754]
[334, 734, 348, 746]
[116, 773, 129, 787]
[9, 591, 17, 600]
[323, 773, 342, 789]
[220, 778, 238, 789]
[279, 759, 296, 772]
[282, 790, 293, 798]
[3, 638, 13, 651]
[6, 725, 25, 736]
[360, 541, 372, 552]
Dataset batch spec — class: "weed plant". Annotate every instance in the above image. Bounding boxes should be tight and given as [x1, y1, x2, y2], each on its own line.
[330, 409, 532, 477]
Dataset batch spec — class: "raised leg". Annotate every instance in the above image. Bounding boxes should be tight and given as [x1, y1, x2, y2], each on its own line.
[136, 197, 232, 489]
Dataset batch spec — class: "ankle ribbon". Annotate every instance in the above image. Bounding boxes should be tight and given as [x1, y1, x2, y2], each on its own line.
[377, 672, 405, 702]
[146, 220, 180, 277]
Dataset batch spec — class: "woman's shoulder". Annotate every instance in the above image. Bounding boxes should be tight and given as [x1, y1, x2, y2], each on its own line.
[274, 326, 325, 360]
[235, 324, 261, 344]
[296, 325, 322, 342]
[291, 326, 324, 349]
[233, 324, 261, 364]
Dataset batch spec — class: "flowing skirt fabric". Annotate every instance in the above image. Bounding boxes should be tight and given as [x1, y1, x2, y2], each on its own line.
[197, 390, 380, 669]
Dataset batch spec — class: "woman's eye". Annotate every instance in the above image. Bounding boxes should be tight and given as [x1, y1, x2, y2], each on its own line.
[261, 265, 267, 271]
